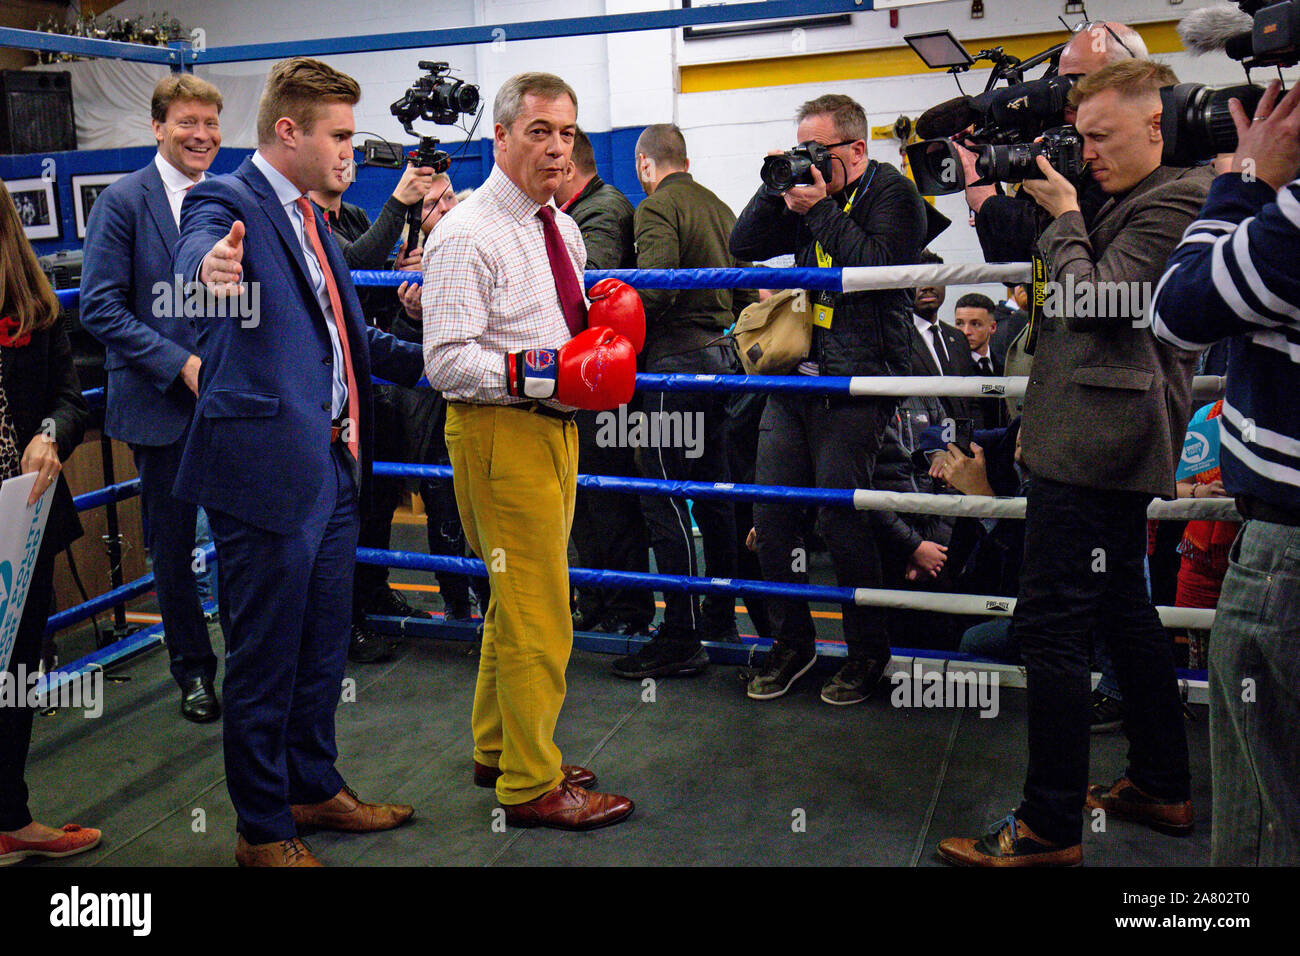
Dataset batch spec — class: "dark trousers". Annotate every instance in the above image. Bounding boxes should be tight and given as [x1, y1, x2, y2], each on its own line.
[726, 391, 772, 640]
[571, 408, 654, 628]
[1015, 477, 1190, 846]
[209, 445, 357, 844]
[638, 344, 739, 636]
[754, 394, 892, 660]
[352, 472, 483, 620]
[0, 546, 55, 831]
[133, 424, 216, 688]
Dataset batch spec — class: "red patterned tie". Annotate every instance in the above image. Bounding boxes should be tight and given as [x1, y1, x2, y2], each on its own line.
[296, 196, 360, 461]
[536, 204, 586, 337]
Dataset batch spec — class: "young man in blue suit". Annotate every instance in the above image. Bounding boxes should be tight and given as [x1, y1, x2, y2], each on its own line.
[173, 57, 424, 867]
[81, 74, 226, 724]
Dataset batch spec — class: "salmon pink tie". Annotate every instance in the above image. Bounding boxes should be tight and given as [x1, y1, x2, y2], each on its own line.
[296, 196, 360, 461]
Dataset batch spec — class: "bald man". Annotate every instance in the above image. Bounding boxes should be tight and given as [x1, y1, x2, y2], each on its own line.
[960, 21, 1146, 263]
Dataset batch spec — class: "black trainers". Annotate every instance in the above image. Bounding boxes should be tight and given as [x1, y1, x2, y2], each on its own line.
[1090, 689, 1124, 734]
[367, 587, 432, 620]
[820, 657, 889, 706]
[611, 626, 708, 679]
[348, 624, 394, 664]
[747, 643, 817, 700]
[700, 619, 742, 644]
[445, 596, 477, 622]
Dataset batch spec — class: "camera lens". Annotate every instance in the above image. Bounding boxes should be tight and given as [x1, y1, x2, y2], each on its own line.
[978, 142, 1039, 183]
[762, 154, 810, 191]
[1161, 83, 1264, 166]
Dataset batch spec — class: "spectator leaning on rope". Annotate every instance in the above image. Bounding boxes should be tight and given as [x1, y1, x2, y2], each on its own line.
[938, 59, 1213, 866]
[1150, 78, 1300, 867]
[729, 93, 927, 706]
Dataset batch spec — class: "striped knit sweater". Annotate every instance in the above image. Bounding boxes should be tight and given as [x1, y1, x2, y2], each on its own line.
[1151, 173, 1300, 510]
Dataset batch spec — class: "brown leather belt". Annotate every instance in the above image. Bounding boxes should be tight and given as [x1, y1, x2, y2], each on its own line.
[450, 400, 576, 423]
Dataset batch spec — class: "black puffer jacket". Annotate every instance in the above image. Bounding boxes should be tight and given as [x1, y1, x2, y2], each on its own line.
[729, 160, 926, 377]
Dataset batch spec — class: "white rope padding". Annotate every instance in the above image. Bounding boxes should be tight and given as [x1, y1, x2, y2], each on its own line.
[845, 374, 1227, 401]
[848, 586, 1217, 630]
[840, 262, 1033, 292]
[851, 489, 1242, 521]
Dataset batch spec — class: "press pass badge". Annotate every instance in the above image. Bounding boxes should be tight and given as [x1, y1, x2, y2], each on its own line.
[812, 290, 835, 329]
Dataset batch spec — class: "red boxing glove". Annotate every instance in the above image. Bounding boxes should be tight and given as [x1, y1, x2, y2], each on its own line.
[506, 327, 637, 411]
[586, 277, 645, 354]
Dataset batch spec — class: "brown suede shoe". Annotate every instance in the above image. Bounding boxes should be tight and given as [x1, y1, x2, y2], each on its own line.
[473, 761, 597, 791]
[234, 835, 323, 867]
[938, 815, 1082, 867]
[290, 785, 414, 833]
[1086, 776, 1194, 836]
[503, 780, 634, 831]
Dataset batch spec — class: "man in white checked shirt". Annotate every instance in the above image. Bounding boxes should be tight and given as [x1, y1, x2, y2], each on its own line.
[421, 72, 636, 831]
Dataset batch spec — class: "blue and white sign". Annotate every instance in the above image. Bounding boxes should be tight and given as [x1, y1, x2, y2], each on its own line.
[0, 473, 55, 674]
[1177, 419, 1221, 482]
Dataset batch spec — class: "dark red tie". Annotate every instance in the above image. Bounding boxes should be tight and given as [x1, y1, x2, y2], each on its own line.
[536, 205, 586, 337]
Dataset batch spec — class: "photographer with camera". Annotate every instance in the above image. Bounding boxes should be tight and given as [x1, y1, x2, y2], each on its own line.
[957, 21, 1146, 263]
[1151, 77, 1300, 866]
[938, 59, 1213, 867]
[729, 94, 927, 705]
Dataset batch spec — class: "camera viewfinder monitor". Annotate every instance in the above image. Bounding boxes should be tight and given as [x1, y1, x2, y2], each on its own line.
[905, 30, 975, 69]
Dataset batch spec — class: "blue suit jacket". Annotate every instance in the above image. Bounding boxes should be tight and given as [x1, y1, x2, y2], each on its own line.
[172, 156, 422, 535]
[80, 159, 197, 447]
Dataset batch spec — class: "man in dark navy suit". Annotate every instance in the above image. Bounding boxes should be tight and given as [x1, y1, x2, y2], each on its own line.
[173, 57, 424, 867]
[81, 75, 225, 723]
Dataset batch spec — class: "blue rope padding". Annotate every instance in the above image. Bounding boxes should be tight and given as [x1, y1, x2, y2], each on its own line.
[73, 478, 141, 512]
[373, 461, 852, 508]
[637, 373, 855, 394]
[350, 266, 842, 291]
[53, 265, 838, 309]
[358, 547, 855, 604]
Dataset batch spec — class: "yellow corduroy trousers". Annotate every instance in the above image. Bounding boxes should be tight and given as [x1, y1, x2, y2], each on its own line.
[444, 402, 578, 804]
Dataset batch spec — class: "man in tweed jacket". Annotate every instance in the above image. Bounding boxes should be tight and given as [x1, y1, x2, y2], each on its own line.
[940, 60, 1213, 866]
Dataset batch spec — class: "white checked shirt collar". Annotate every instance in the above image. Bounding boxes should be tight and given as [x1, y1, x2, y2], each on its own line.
[154, 152, 203, 227]
[483, 163, 556, 223]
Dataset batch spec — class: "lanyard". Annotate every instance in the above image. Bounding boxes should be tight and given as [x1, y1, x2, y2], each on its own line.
[814, 162, 875, 269]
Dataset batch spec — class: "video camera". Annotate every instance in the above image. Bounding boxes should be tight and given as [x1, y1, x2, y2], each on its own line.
[1160, 1, 1299, 164]
[363, 61, 480, 251]
[901, 30, 1081, 195]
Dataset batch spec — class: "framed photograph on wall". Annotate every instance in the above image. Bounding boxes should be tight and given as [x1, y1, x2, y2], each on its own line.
[72, 172, 126, 239]
[6, 177, 60, 242]
[682, 0, 851, 41]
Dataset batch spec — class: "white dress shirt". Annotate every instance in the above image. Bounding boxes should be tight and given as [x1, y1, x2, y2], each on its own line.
[154, 152, 203, 228]
[251, 151, 348, 419]
[913, 313, 950, 374]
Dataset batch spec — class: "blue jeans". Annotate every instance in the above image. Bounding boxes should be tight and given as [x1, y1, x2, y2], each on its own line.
[1209, 518, 1300, 866]
[960, 617, 1018, 662]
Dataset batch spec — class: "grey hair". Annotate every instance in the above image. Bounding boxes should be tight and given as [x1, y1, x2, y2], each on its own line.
[493, 72, 578, 131]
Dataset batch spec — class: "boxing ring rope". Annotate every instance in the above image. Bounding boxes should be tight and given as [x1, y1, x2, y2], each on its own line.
[44, 260, 1224, 698]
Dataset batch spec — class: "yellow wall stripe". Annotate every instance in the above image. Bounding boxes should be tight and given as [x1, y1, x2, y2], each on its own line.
[680, 21, 1185, 94]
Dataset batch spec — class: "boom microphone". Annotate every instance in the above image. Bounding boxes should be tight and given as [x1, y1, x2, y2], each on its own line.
[915, 95, 981, 139]
[1177, 3, 1254, 55]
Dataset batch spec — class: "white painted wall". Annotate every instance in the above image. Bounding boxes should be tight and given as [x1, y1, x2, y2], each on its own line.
[89, 0, 1295, 306]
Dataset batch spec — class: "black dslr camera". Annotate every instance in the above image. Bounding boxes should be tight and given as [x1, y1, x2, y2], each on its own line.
[761, 141, 835, 191]
[976, 125, 1087, 184]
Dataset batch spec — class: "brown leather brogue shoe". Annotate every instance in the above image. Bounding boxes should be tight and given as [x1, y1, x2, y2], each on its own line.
[1086, 776, 1194, 836]
[290, 785, 413, 833]
[503, 780, 634, 831]
[234, 835, 323, 867]
[938, 814, 1082, 867]
[473, 761, 597, 791]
